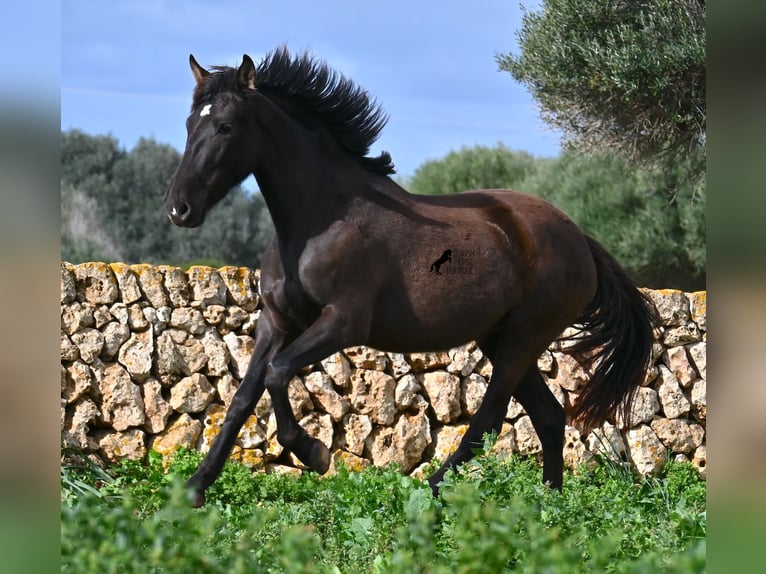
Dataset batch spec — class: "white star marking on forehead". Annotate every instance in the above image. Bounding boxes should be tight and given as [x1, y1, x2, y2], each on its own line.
[200, 104, 212, 117]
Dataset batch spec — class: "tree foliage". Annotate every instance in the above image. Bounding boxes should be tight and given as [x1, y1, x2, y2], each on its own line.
[61, 130, 273, 268]
[406, 145, 541, 195]
[497, 0, 706, 165]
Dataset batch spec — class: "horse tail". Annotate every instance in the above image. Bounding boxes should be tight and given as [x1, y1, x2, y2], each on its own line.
[567, 235, 659, 430]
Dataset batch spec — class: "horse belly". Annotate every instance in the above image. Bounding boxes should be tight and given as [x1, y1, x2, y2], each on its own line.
[367, 269, 518, 352]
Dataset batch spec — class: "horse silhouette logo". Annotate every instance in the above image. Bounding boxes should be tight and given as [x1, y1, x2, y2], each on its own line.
[429, 249, 452, 275]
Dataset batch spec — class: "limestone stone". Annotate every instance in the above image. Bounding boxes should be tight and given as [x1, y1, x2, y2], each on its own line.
[154, 330, 189, 382]
[505, 396, 526, 420]
[367, 411, 431, 472]
[341, 413, 373, 456]
[200, 328, 230, 377]
[299, 412, 334, 449]
[141, 378, 173, 433]
[61, 302, 95, 335]
[93, 305, 113, 329]
[118, 330, 154, 382]
[101, 322, 130, 360]
[61, 331, 79, 362]
[224, 306, 250, 332]
[514, 416, 542, 455]
[389, 353, 411, 377]
[663, 323, 702, 346]
[430, 424, 468, 463]
[406, 351, 451, 372]
[96, 428, 146, 463]
[62, 398, 100, 451]
[109, 263, 143, 304]
[663, 346, 698, 388]
[330, 450, 370, 474]
[625, 425, 668, 476]
[475, 357, 493, 379]
[131, 264, 171, 308]
[109, 302, 129, 325]
[537, 350, 554, 373]
[230, 446, 265, 471]
[551, 352, 589, 391]
[320, 352, 352, 389]
[692, 445, 706, 479]
[287, 376, 314, 420]
[691, 379, 706, 423]
[127, 303, 150, 331]
[616, 386, 660, 428]
[650, 418, 705, 454]
[202, 304, 226, 326]
[63, 361, 93, 404]
[218, 266, 260, 311]
[586, 422, 626, 461]
[350, 369, 396, 425]
[304, 371, 350, 421]
[563, 425, 591, 469]
[198, 403, 226, 453]
[648, 289, 690, 327]
[187, 266, 228, 306]
[345, 346, 389, 371]
[157, 265, 191, 307]
[223, 332, 255, 379]
[461, 373, 487, 417]
[170, 373, 215, 413]
[447, 344, 482, 377]
[175, 334, 208, 375]
[420, 371, 462, 423]
[170, 307, 207, 335]
[657, 365, 691, 419]
[151, 413, 203, 458]
[688, 291, 706, 331]
[74, 262, 120, 304]
[61, 262, 76, 304]
[494, 422, 517, 456]
[215, 373, 239, 406]
[687, 342, 707, 379]
[100, 363, 145, 431]
[395, 374, 424, 411]
[236, 413, 267, 449]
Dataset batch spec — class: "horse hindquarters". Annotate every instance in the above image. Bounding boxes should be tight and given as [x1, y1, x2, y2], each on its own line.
[568, 235, 658, 430]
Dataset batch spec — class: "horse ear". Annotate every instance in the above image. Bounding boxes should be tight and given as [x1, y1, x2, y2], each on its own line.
[237, 54, 256, 91]
[189, 54, 210, 86]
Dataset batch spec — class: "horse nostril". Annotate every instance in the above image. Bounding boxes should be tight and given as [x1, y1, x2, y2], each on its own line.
[172, 201, 191, 221]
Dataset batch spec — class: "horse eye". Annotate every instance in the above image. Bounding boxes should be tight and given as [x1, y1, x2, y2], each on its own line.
[217, 123, 232, 135]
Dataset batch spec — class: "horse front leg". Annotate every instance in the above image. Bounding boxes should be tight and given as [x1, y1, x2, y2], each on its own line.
[187, 312, 287, 507]
[265, 304, 364, 474]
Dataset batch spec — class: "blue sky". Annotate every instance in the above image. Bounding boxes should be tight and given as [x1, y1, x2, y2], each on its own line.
[61, 0, 561, 181]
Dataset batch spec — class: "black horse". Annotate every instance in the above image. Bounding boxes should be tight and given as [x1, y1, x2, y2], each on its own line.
[164, 47, 657, 508]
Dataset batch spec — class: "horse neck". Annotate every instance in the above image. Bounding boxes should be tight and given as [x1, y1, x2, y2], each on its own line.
[251, 96, 368, 238]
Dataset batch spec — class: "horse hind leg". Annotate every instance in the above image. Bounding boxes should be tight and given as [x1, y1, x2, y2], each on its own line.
[427, 326, 541, 496]
[512, 367, 565, 489]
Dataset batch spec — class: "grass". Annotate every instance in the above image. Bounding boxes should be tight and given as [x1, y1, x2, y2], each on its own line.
[61, 439, 705, 573]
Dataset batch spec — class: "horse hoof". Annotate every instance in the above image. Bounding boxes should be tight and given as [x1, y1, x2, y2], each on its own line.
[191, 489, 206, 508]
[311, 441, 331, 475]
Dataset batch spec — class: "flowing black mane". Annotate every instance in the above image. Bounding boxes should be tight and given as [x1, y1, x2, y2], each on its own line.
[193, 46, 395, 176]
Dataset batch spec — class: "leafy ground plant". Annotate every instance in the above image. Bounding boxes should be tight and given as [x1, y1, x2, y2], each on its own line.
[61, 446, 705, 573]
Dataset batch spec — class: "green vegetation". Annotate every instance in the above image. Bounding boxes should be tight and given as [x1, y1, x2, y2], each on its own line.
[61, 444, 705, 573]
[497, 0, 706, 165]
[61, 130, 273, 268]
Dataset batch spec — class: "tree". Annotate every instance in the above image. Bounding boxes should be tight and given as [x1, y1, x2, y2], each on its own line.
[520, 151, 704, 290]
[406, 145, 541, 195]
[61, 130, 274, 267]
[497, 0, 706, 165]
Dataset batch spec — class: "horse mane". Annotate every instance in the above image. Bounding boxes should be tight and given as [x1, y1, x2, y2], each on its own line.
[193, 46, 395, 176]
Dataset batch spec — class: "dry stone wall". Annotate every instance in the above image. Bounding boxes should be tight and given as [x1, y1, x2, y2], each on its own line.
[61, 262, 707, 479]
